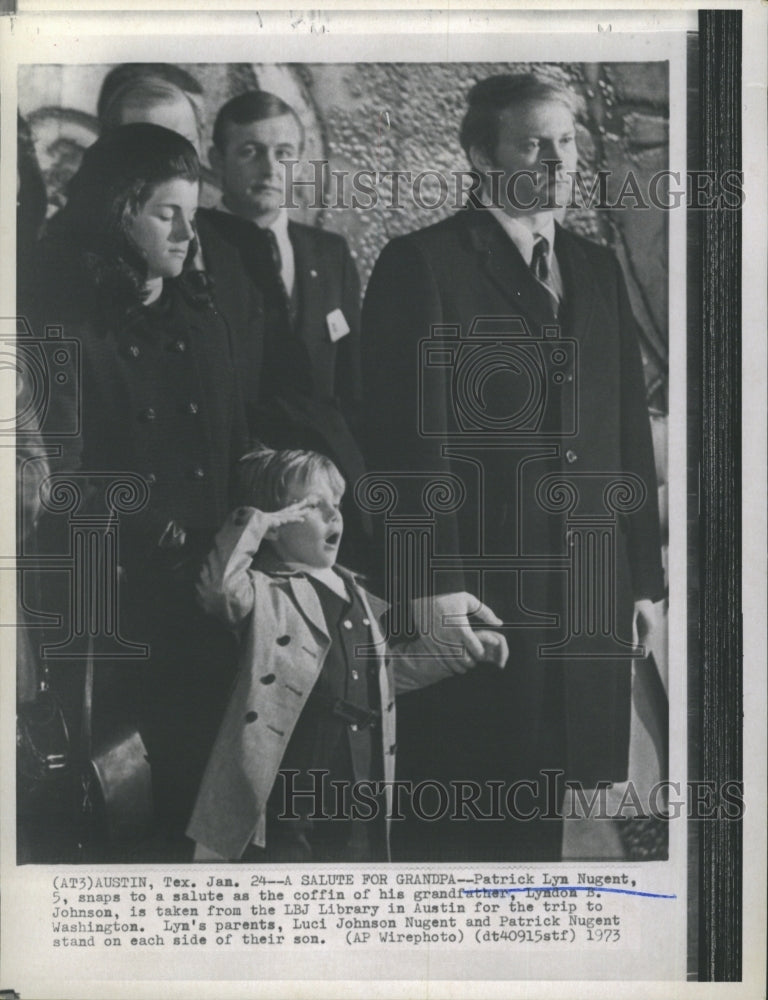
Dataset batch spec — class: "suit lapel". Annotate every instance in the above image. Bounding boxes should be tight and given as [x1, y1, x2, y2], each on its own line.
[289, 222, 322, 345]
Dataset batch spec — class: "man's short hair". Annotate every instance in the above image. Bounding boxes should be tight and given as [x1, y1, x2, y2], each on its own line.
[236, 445, 344, 511]
[212, 90, 305, 153]
[98, 74, 204, 142]
[459, 72, 581, 160]
[97, 63, 204, 123]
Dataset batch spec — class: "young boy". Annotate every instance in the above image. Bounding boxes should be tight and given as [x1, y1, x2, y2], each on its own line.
[187, 447, 507, 862]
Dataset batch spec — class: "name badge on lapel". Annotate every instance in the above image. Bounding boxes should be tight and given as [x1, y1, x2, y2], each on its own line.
[326, 308, 350, 342]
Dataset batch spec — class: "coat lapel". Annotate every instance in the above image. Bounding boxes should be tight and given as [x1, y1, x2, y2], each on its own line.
[286, 575, 329, 640]
[253, 549, 331, 640]
[460, 206, 558, 330]
[553, 224, 597, 346]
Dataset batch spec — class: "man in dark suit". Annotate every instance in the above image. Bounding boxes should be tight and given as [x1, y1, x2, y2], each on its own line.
[204, 90, 368, 567]
[362, 73, 665, 861]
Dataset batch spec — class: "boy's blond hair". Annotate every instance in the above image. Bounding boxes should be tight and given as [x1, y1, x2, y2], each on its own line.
[236, 445, 345, 511]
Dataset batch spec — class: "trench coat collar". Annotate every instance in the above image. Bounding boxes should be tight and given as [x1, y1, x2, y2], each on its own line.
[251, 549, 390, 640]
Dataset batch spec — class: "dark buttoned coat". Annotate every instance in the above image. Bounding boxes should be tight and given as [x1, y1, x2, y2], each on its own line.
[362, 205, 665, 797]
[34, 263, 251, 826]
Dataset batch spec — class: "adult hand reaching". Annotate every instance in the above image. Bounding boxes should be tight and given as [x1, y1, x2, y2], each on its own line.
[411, 592, 509, 668]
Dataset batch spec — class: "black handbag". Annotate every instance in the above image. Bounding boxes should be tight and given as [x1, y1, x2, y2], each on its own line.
[77, 636, 153, 853]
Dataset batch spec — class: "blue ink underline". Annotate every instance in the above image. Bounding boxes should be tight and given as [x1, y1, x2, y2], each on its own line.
[463, 887, 676, 899]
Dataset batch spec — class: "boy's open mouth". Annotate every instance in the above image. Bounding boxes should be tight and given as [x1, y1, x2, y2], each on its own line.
[325, 531, 340, 546]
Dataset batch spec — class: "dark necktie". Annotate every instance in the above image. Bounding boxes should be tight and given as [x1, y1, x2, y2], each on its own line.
[260, 227, 310, 397]
[531, 234, 550, 283]
[530, 235, 559, 314]
[264, 227, 296, 325]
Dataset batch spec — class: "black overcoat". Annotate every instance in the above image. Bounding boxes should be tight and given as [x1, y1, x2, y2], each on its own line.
[33, 263, 250, 834]
[362, 205, 665, 802]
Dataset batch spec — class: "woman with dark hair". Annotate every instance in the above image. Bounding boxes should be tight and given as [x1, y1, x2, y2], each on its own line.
[34, 123, 249, 857]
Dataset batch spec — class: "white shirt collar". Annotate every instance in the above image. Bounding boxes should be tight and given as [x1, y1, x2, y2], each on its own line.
[485, 207, 556, 268]
[282, 562, 350, 600]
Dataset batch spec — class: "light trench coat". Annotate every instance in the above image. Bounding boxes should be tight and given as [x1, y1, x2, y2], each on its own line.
[186, 508, 468, 860]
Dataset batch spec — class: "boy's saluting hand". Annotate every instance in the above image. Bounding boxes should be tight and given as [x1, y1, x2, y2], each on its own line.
[260, 497, 317, 529]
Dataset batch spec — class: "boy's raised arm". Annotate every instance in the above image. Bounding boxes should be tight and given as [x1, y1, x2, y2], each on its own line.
[196, 507, 271, 626]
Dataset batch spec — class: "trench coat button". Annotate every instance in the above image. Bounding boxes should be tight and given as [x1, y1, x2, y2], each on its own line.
[245, 711, 258, 723]
[128, 345, 140, 358]
[362, 617, 370, 626]
[191, 466, 205, 480]
[349, 724, 358, 733]
[342, 620, 353, 630]
[351, 669, 359, 681]
[277, 634, 291, 646]
[186, 401, 199, 415]
[260, 673, 276, 685]
[565, 449, 578, 464]
[145, 473, 157, 485]
[172, 339, 187, 353]
[139, 407, 156, 422]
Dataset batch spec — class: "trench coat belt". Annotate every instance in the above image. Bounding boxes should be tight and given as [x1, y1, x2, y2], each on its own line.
[313, 695, 381, 730]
